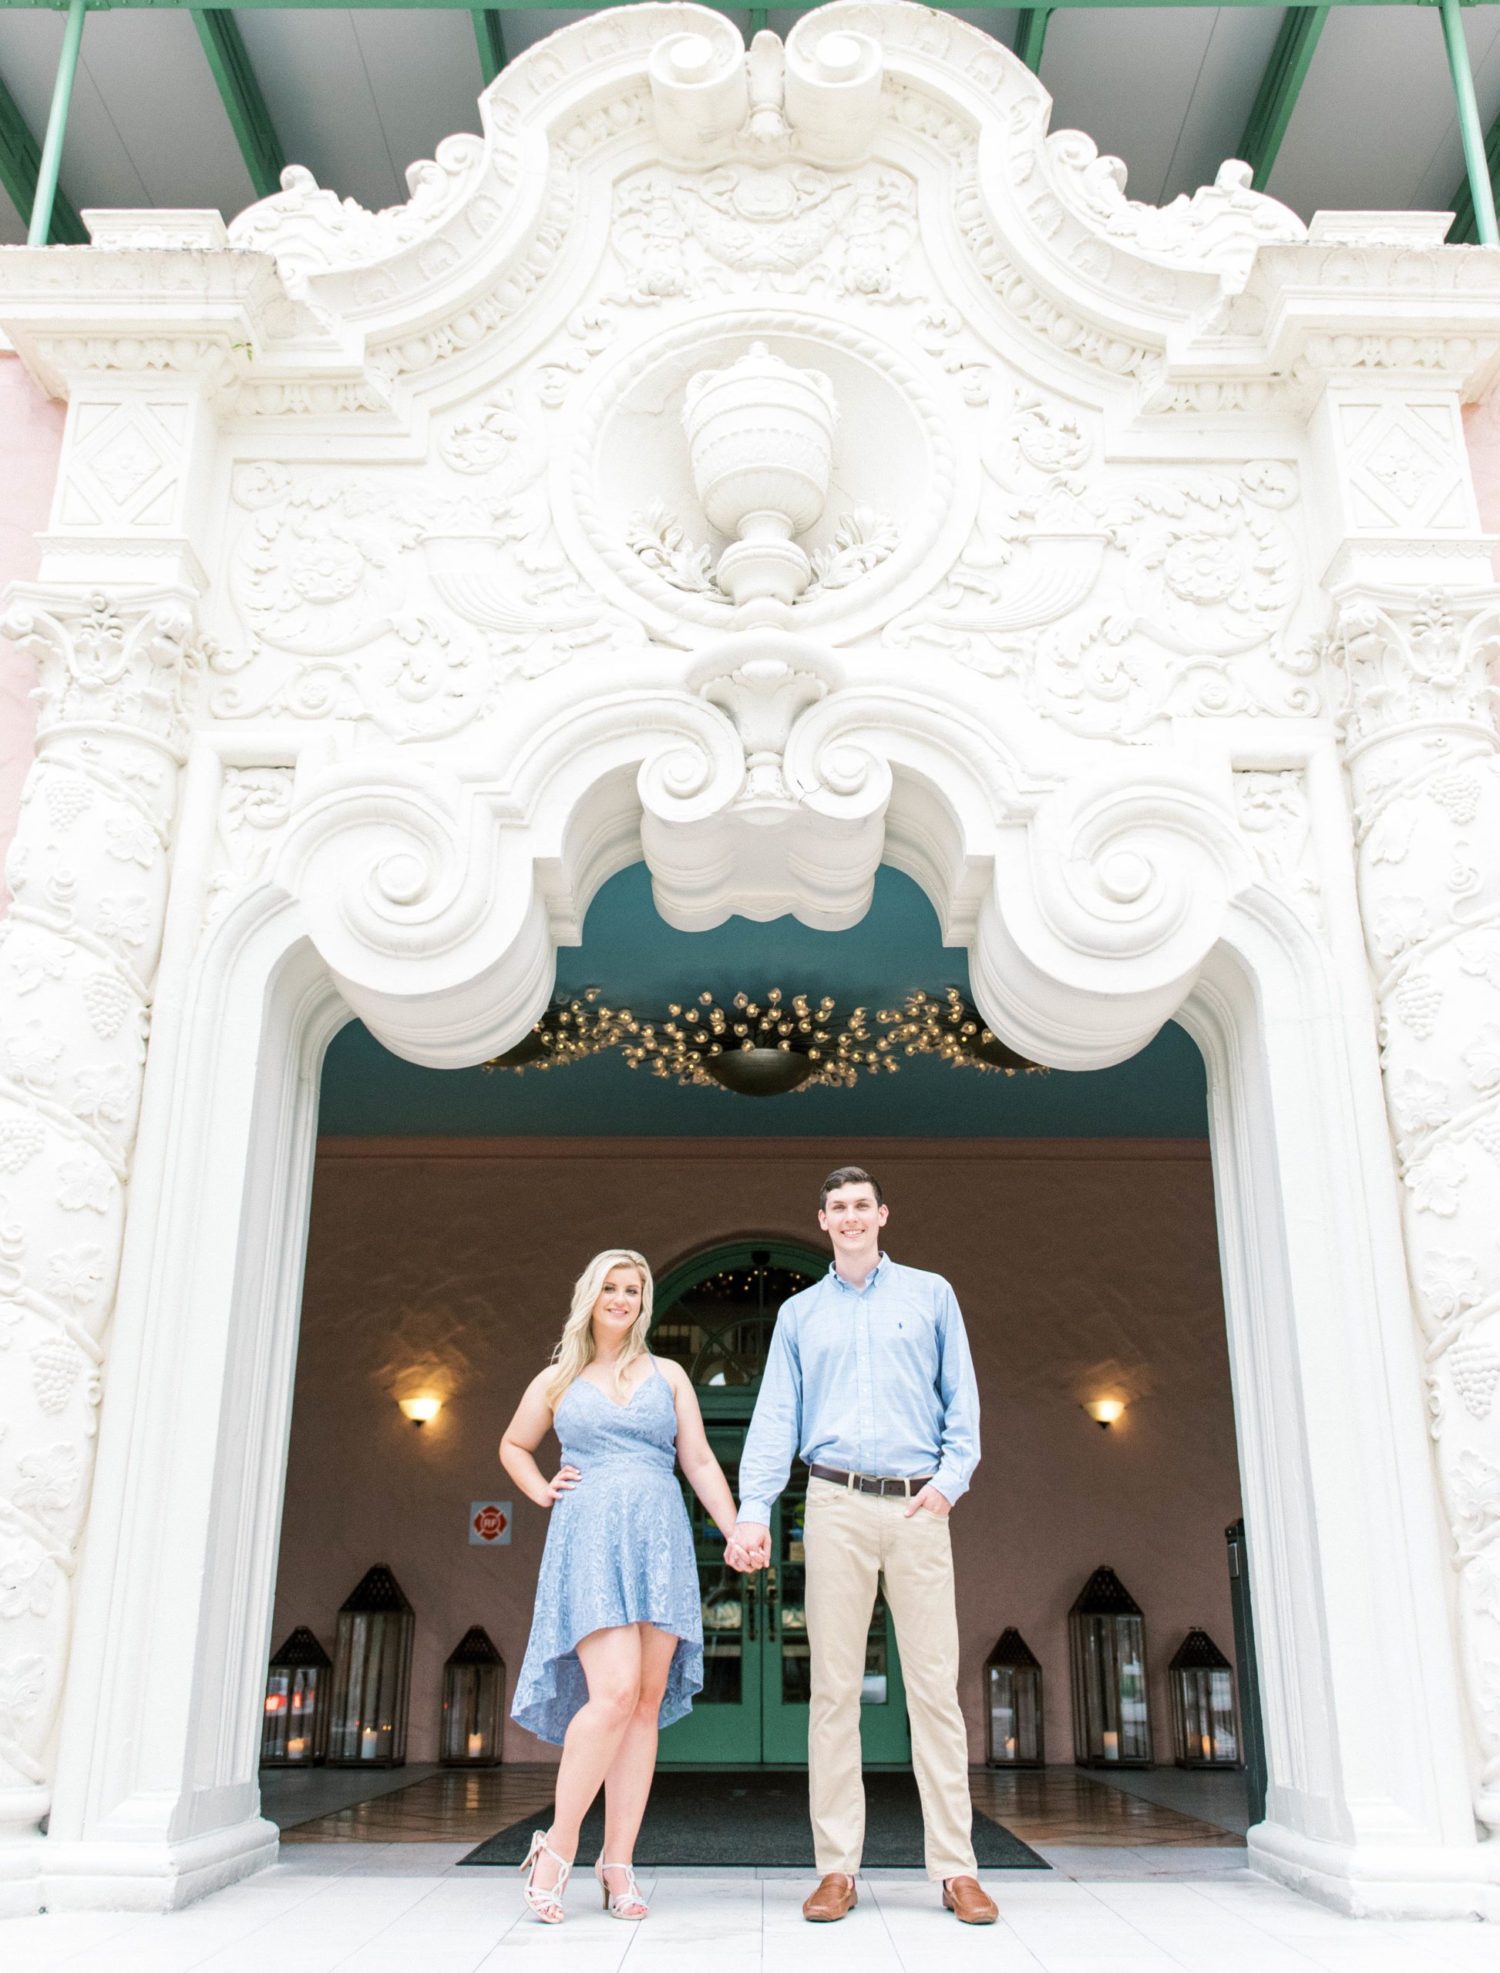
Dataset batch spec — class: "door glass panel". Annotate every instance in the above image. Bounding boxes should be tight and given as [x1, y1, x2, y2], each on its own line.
[683, 1447, 743, 1705]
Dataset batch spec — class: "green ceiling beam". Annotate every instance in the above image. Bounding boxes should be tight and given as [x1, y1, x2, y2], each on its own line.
[1448, 104, 1500, 244]
[0, 54, 84, 238]
[191, 8, 284, 199]
[1440, 0, 1498, 244]
[0, 1, 1456, 13]
[27, 0, 85, 242]
[1012, 6, 1052, 72]
[472, 8, 506, 83]
[1237, 5, 1327, 189]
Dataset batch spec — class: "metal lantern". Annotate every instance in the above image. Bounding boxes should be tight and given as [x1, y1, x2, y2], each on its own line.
[261, 1626, 331, 1767]
[1068, 1564, 1152, 1767]
[441, 1625, 505, 1766]
[984, 1627, 1044, 1767]
[1169, 1627, 1240, 1768]
[326, 1564, 415, 1766]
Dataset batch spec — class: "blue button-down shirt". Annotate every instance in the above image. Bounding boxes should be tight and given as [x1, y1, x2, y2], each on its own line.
[737, 1254, 981, 1522]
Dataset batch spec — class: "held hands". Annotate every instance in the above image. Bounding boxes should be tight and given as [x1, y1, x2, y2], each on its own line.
[726, 1520, 772, 1573]
[538, 1464, 580, 1507]
[903, 1483, 951, 1519]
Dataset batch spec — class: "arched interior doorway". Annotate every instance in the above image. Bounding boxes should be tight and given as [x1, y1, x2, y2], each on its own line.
[260, 863, 1236, 1817]
[650, 1241, 910, 1768]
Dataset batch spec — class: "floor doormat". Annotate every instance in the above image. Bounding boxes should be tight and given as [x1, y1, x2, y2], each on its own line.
[458, 1769, 1049, 1869]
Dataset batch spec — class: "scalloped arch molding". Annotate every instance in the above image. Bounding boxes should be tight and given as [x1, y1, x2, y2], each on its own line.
[3, 0, 1500, 1928]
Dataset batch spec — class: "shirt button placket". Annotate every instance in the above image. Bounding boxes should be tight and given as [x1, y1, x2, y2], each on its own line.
[855, 1286, 875, 1480]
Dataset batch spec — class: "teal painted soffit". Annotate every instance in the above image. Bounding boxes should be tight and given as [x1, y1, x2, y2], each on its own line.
[318, 864, 1209, 1139]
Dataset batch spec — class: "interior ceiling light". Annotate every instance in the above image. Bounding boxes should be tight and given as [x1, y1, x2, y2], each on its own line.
[481, 984, 1047, 1095]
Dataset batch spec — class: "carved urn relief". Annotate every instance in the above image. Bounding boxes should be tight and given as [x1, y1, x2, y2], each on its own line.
[681, 341, 838, 608]
[554, 311, 979, 646]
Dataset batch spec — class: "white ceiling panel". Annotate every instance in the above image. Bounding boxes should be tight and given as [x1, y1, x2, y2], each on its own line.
[1267, 6, 1498, 221]
[1041, 7, 1220, 205]
[236, 9, 414, 212]
[70, 10, 256, 219]
[495, 10, 592, 63]
[0, 9, 147, 217]
[344, 11, 484, 191]
[1157, 6, 1287, 205]
[1409, 6, 1500, 216]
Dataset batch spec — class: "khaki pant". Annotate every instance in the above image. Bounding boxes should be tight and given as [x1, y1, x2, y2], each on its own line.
[803, 1477, 976, 1881]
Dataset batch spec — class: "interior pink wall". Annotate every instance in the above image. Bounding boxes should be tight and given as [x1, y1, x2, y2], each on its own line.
[0, 352, 63, 915]
[271, 1136, 1240, 1769]
[1465, 382, 1500, 578]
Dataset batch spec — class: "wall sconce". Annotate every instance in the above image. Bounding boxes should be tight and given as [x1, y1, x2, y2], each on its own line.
[1083, 1399, 1126, 1429]
[398, 1395, 442, 1427]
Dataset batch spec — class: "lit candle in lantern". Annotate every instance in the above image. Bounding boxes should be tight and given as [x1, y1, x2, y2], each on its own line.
[287, 1736, 306, 1757]
[467, 1731, 484, 1758]
[1102, 1730, 1120, 1761]
[1200, 1732, 1213, 1760]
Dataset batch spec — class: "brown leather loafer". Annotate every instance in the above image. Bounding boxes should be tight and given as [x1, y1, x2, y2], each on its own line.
[942, 1876, 998, 1924]
[803, 1874, 858, 1921]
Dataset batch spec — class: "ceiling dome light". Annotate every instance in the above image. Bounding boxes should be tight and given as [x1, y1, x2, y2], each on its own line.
[704, 1044, 817, 1097]
[1083, 1399, 1126, 1429]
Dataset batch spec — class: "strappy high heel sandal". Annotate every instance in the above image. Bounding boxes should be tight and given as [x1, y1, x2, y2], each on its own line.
[595, 1855, 650, 1920]
[519, 1829, 572, 1923]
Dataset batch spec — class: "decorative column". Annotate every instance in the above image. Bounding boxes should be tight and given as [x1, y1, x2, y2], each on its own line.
[0, 236, 278, 1876]
[0, 585, 200, 1844]
[1331, 583, 1500, 1830]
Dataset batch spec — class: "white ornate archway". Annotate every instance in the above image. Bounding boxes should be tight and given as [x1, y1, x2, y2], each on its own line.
[1, 0, 1499, 1920]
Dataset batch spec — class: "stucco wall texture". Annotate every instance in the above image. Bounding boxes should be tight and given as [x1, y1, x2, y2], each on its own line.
[0, 377, 1496, 899]
[272, 1135, 1240, 1769]
[0, 353, 64, 914]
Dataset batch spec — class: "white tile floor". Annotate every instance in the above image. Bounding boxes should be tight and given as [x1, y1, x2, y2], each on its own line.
[1, 1847, 1494, 1973]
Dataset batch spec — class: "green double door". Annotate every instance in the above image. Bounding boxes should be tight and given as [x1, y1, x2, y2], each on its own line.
[660, 1426, 911, 1766]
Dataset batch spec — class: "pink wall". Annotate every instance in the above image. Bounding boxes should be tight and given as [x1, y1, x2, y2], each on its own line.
[0, 352, 63, 915]
[1465, 383, 1500, 578]
[272, 1136, 1240, 1769]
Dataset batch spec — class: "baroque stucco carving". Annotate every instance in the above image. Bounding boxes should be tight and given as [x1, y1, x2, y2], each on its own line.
[1, 0, 1500, 1918]
[0, 589, 199, 1837]
[1331, 590, 1500, 1824]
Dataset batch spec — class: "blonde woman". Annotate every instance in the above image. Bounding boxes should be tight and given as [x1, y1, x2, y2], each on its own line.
[501, 1249, 745, 1924]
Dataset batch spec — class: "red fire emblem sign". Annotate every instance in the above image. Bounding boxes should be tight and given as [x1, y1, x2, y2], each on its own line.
[469, 1501, 512, 1545]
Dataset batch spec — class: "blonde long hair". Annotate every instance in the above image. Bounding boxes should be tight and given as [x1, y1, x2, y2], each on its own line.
[544, 1249, 654, 1407]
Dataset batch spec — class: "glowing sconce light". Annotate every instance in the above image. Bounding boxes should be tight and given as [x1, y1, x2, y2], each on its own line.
[1083, 1399, 1126, 1430]
[398, 1395, 442, 1427]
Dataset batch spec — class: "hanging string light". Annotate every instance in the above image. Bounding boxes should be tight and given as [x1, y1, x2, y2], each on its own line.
[480, 985, 1047, 1092]
[878, 987, 1050, 1075]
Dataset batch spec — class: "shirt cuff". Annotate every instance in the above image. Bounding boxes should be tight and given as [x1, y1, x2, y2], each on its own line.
[929, 1470, 968, 1507]
[736, 1498, 774, 1526]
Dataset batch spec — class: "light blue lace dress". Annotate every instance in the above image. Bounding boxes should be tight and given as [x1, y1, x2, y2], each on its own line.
[511, 1360, 704, 1745]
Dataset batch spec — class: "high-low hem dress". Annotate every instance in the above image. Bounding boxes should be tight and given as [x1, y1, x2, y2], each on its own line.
[511, 1360, 704, 1746]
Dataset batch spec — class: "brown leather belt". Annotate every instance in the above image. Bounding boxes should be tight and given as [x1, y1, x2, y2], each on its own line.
[809, 1465, 931, 1498]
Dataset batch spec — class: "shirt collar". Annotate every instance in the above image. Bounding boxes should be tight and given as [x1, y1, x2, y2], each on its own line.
[828, 1251, 890, 1294]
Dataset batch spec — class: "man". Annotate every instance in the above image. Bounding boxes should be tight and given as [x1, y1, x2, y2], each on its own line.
[732, 1167, 996, 1926]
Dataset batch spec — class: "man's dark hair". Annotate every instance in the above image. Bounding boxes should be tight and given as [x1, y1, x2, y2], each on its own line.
[819, 1166, 884, 1210]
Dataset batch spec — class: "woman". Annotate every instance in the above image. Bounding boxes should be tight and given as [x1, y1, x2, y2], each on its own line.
[501, 1248, 745, 1923]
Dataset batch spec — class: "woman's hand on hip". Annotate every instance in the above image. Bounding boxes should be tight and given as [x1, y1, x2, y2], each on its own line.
[538, 1465, 581, 1506]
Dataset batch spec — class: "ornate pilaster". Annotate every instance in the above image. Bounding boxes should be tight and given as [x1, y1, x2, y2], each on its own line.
[1331, 585, 1500, 1828]
[0, 587, 200, 1840]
